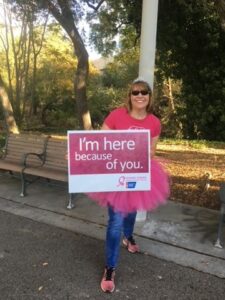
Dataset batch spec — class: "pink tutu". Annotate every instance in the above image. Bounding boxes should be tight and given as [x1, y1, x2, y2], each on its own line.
[87, 159, 170, 213]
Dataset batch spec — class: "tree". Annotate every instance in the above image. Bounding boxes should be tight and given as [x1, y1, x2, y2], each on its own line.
[29, 11, 49, 116]
[0, 0, 48, 124]
[0, 74, 19, 133]
[43, 0, 92, 129]
[157, 0, 225, 140]
[35, 24, 78, 129]
[216, 0, 225, 27]
[89, 0, 225, 141]
[88, 0, 142, 56]
[7, 0, 97, 129]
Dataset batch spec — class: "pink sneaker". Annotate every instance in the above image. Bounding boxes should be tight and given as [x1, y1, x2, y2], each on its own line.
[100, 267, 115, 293]
[123, 236, 140, 253]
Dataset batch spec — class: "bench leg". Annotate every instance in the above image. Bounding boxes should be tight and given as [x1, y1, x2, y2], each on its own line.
[214, 204, 225, 248]
[46, 178, 51, 185]
[67, 193, 75, 209]
[20, 172, 26, 197]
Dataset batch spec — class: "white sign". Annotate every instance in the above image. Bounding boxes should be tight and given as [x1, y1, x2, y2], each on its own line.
[68, 130, 150, 193]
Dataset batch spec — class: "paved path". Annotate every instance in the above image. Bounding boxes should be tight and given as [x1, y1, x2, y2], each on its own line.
[0, 174, 225, 278]
[1, 172, 225, 299]
[1, 210, 225, 300]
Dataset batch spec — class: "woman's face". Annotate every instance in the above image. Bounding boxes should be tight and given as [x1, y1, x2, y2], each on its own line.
[130, 84, 151, 111]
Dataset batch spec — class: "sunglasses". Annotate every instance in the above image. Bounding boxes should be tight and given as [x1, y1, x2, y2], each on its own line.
[131, 90, 149, 96]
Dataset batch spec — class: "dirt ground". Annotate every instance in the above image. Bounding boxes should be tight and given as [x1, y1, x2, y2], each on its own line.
[157, 144, 225, 211]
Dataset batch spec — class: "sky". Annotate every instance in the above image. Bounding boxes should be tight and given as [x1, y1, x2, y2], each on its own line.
[86, 45, 101, 60]
[78, 18, 101, 60]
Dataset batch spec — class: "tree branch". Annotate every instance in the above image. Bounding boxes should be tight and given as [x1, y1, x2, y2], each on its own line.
[84, 0, 105, 11]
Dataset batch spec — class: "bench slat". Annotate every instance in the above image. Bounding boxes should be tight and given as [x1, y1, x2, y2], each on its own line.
[21, 136, 68, 179]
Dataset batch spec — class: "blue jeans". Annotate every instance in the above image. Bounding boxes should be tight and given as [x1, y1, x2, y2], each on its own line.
[106, 206, 137, 268]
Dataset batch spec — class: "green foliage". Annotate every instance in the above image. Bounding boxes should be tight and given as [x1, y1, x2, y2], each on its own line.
[2, 0, 225, 140]
[89, 0, 225, 141]
[0, 19, 79, 130]
[0, 133, 6, 148]
[157, 0, 225, 141]
[34, 24, 76, 108]
[88, 0, 142, 55]
[101, 47, 139, 88]
[88, 86, 123, 128]
[87, 46, 140, 128]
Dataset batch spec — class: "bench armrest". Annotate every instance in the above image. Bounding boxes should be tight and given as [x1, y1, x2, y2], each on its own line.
[0, 137, 7, 159]
[22, 152, 45, 167]
[0, 147, 5, 158]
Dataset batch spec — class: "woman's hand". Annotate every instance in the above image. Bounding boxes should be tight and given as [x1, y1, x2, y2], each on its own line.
[101, 123, 111, 130]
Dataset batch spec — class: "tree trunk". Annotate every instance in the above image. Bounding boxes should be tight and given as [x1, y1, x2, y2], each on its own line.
[0, 75, 19, 134]
[73, 37, 92, 130]
[1, 0, 14, 105]
[30, 13, 48, 116]
[167, 77, 175, 112]
[46, 0, 92, 129]
[217, 0, 225, 29]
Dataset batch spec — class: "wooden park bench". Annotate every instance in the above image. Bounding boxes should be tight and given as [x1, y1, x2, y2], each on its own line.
[21, 136, 74, 209]
[0, 134, 74, 209]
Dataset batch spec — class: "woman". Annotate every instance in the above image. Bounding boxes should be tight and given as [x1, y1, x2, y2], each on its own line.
[89, 78, 170, 293]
